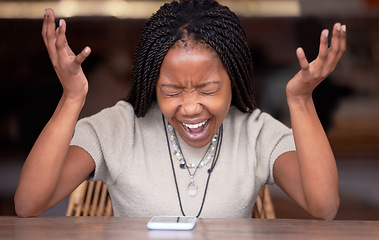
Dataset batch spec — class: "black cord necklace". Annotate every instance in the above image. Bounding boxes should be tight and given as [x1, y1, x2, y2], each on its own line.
[162, 115, 223, 218]
[167, 122, 215, 197]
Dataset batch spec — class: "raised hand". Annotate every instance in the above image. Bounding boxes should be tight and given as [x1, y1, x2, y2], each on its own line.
[277, 23, 346, 220]
[286, 23, 346, 102]
[42, 8, 91, 101]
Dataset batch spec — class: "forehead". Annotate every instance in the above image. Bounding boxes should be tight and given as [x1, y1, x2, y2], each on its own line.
[161, 39, 224, 74]
[158, 38, 229, 87]
[161, 38, 223, 70]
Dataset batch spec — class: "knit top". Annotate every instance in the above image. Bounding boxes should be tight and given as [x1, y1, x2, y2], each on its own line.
[70, 101, 296, 218]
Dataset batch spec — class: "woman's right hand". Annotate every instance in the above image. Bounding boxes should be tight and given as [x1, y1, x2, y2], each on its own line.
[15, 9, 95, 217]
[42, 8, 91, 101]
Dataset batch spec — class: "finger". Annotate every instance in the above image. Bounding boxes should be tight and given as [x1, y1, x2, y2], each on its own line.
[41, 9, 48, 44]
[75, 47, 91, 66]
[330, 23, 341, 52]
[336, 25, 347, 61]
[45, 8, 57, 45]
[317, 29, 329, 62]
[41, 9, 54, 44]
[327, 23, 348, 72]
[296, 47, 309, 71]
[325, 23, 342, 66]
[43, 9, 59, 64]
[56, 19, 68, 52]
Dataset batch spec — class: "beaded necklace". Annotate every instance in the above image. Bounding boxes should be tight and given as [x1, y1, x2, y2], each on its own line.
[166, 121, 218, 197]
[167, 122, 217, 170]
[162, 115, 223, 217]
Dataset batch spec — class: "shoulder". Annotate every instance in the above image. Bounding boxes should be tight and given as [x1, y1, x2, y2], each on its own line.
[225, 106, 293, 149]
[72, 101, 137, 157]
[71, 101, 164, 183]
[80, 101, 135, 124]
[76, 101, 163, 134]
[71, 101, 137, 154]
[226, 106, 286, 130]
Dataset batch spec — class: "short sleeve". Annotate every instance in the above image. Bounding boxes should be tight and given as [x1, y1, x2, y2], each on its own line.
[269, 130, 296, 184]
[70, 101, 136, 185]
[250, 111, 296, 185]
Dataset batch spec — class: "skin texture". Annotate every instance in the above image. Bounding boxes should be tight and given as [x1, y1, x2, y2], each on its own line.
[156, 40, 232, 148]
[14, 8, 346, 220]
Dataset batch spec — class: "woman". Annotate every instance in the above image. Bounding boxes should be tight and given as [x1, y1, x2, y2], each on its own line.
[15, 0, 346, 219]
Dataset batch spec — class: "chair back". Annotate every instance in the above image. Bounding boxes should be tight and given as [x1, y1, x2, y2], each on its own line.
[252, 185, 276, 219]
[66, 181, 113, 216]
[67, 181, 275, 218]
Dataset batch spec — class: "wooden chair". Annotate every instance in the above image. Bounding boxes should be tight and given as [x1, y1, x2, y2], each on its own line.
[66, 181, 113, 216]
[66, 181, 275, 218]
[252, 185, 276, 219]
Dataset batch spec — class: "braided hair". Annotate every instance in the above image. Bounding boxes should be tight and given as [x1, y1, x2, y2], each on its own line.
[126, 0, 255, 117]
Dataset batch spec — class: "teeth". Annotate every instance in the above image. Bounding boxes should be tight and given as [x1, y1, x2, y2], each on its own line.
[182, 120, 207, 129]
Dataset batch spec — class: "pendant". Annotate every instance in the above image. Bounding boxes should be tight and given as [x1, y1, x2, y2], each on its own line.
[188, 182, 198, 197]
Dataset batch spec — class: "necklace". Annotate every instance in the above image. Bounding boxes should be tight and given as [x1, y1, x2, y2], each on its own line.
[162, 115, 223, 217]
[166, 122, 219, 197]
[167, 122, 217, 170]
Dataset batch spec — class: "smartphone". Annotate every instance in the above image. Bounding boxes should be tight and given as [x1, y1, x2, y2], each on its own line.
[147, 216, 197, 230]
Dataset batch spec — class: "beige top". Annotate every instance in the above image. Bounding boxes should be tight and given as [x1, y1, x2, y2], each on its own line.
[71, 101, 295, 218]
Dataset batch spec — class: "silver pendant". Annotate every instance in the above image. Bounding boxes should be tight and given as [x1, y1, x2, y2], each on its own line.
[187, 182, 198, 197]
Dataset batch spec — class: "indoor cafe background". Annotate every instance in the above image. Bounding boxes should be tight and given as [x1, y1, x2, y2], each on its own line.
[0, 0, 378, 219]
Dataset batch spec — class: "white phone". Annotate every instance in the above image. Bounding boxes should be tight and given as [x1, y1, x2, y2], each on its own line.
[147, 216, 197, 230]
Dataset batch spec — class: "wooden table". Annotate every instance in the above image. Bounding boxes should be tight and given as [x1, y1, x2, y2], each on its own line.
[1, 216, 378, 240]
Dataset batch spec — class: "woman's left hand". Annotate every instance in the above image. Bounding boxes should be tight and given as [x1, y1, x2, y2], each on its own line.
[276, 23, 346, 220]
[286, 22, 346, 102]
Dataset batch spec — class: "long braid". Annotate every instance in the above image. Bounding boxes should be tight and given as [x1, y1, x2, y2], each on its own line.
[128, 6, 178, 116]
[200, 28, 253, 112]
[126, 0, 256, 117]
[201, 10, 255, 111]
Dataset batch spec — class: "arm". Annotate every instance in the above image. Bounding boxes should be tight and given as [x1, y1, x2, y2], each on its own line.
[273, 23, 346, 220]
[14, 9, 95, 217]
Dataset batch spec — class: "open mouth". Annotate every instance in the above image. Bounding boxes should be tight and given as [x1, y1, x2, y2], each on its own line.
[181, 120, 208, 134]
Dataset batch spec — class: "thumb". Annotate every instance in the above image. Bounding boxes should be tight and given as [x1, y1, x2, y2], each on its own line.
[74, 46, 91, 65]
[296, 47, 310, 71]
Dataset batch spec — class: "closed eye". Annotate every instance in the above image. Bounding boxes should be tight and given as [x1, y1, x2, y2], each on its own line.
[159, 83, 182, 97]
[198, 81, 220, 95]
[199, 90, 217, 95]
[164, 91, 182, 97]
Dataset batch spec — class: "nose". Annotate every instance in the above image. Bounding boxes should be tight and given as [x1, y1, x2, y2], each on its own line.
[179, 93, 203, 116]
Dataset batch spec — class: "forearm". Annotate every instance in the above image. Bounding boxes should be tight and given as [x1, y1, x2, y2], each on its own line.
[288, 95, 339, 219]
[14, 95, 85, 217]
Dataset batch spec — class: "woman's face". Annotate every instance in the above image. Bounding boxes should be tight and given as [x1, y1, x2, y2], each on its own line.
[156, 41, 232, 148]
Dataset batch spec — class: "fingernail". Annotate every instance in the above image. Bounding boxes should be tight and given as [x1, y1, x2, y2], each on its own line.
[336, 23, 341, 31]
[44, 9, 49, 16]
[59, 19, 63, 27]
[324, 29, 329, 38]
[342, 25, 346, 32]
[84, 47, 90, 54]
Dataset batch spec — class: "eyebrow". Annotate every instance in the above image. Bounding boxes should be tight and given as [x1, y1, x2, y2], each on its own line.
[160, 81, 220, 89]
[198, 81, 221, 88]
[160, 83, 180, 88]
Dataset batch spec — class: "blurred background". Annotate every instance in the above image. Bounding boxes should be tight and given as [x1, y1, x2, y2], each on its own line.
[0, 0, 378, 219]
